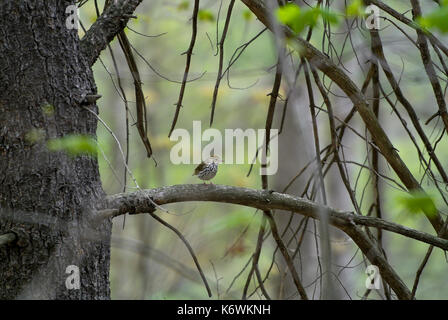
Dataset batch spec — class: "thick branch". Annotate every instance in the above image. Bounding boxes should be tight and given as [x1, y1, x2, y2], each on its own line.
[342, 225, 412, 299]
[104, 184, 448, 251]
[80, 0, 143, 66]
[105, 184, 430, 299]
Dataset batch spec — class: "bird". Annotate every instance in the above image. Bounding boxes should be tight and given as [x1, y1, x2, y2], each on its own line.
[193, 155, 220, 184]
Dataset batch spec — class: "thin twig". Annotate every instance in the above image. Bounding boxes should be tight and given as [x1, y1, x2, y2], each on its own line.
[148, 211, 212, 297]
[168, 0, 200, 137]
[210, 0, 235, 126]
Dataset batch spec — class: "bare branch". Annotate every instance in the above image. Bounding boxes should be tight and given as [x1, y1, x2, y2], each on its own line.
[342, 226, 412, 300]
[117, 31, 153, 158]
[168, 0, 200, 138]
[147, 211, 212, 297]
[103, 184, 431, 299]
[80, 0, 143, 66]
[409, 0, 448, 134]
[210, 0, 236, 126]
[104, 184, 448, 251]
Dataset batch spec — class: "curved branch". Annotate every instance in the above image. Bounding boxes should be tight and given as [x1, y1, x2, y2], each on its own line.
[104, 184, 448, 251]
[104, 184, 433, 299]
[80, 0, 143, 66]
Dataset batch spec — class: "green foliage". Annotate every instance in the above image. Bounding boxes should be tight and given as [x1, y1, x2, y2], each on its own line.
[346, 0, 364, 17]
[418, 0, 448, 33]
[47, 134, 98, 158]
[276, 4, 302, 33]
[276, 4, 339, 35]
[198, 9, 215, 22]
[396, 191, 438, 217]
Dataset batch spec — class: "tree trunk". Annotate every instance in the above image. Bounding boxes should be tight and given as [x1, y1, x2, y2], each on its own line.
[0, 0, 111, 299]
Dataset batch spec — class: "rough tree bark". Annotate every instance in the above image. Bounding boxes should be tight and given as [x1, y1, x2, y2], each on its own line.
[0, 1, 112, 299]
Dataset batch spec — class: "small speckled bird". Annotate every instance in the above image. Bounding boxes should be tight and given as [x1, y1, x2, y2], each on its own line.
[193, 155, 220, 183]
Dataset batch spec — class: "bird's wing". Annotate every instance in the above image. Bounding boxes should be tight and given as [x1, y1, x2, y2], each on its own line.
[193, 162, 206, 176]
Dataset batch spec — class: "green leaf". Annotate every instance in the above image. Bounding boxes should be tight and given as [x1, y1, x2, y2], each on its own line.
[47, 134, 98, 158]
[276, 4, 303, 33]
[301, 7, 321, 29]
[396, 191, 438, 217]
[417, 1, 448, 33]
[346, 0, 364, 17]
[276, 4, 339, 34]
[198, 9, 215, 22]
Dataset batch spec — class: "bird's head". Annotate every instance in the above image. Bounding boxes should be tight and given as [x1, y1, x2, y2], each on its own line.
[206, 155, 221, 164]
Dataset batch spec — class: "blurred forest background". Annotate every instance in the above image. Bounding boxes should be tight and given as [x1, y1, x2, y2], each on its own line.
[77, 0, 448, 299]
